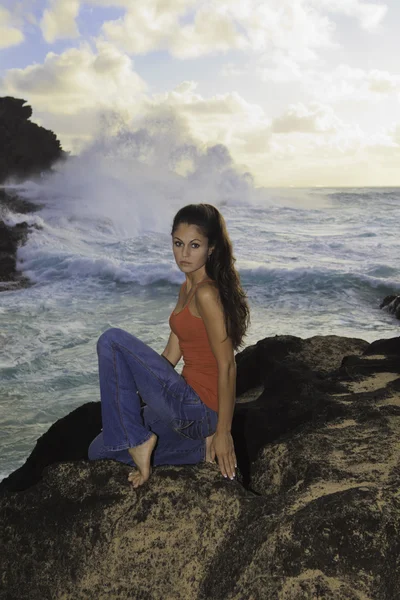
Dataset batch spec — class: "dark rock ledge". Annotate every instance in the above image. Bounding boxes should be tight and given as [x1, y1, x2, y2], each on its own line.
[381, 295, 400, 320]
[0, 96, 65, 292]
[0, 189, 44, 291]
[0, 96, 65, 184]
[1, 333, 400, 599]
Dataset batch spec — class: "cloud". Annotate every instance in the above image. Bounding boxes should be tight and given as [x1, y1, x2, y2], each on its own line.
[143, 81, 270, 154]
[1, 40, 147, 114]
[309, 0, 388, 31]
[99, 0, 336, 59]
[0, 6, 25, 48]
[100, 0, 247, 58]
[40, 0, 81, 43]
[36, 0, 388, 60]
[168, 4, 247, 58]
[309, 64, 400, 102]
[255, 58, 400, 105]
[100, 0, 192, 55]
[368, 69, 400, 94]
[271, 102, 343, 134]
[97, 0, 387, 61]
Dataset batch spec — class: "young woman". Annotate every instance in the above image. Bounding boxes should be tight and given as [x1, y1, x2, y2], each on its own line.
[88, 203, 250, 488]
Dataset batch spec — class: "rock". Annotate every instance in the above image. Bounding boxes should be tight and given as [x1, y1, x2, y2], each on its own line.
[0, 96, 65, 184]
[362, 335, 400, 357]
[380, 295, 400, 319]
[0, 189, 42, 290]
[1, 333, 400, 599]
[0, 402, 102, 493]
[0, 96, 65, 290]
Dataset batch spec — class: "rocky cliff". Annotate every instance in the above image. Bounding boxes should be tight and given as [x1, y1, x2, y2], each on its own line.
[0, 96, 65, 184]
[1, 333, 399, 599]
[0, 190, 43, 290]
[0, 97, 65, 291]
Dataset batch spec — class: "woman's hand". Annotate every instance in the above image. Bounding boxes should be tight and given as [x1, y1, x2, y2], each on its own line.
[209, 430, 237, 480]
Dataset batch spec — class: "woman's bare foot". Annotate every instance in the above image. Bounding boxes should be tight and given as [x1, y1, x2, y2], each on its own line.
[127, 433, 158, 488]
[205, 433, 215, 462]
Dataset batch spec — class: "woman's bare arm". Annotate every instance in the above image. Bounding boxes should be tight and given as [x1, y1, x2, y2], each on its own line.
[195, 284, 236, 479]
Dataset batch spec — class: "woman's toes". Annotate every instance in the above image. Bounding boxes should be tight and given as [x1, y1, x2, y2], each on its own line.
[132, 475, 142, 488]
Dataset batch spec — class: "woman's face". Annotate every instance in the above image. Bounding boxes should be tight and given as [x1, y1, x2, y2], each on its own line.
[172, 223, 212, 274]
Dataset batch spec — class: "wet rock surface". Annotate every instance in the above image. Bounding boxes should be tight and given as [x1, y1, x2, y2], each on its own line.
[1, 334, 400, 599]
[381, 294, 400, 320]
[0, 189, 42, 291]
[0, 96, 65, 292]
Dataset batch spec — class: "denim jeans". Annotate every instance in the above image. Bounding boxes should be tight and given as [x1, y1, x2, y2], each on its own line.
[88, 327, 218, 468]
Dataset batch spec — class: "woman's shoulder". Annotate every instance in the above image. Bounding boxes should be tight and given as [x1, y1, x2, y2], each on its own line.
[195, 279, 219, 302]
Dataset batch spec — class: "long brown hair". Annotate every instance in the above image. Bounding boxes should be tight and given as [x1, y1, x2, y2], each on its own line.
[171, 203, 250, 350]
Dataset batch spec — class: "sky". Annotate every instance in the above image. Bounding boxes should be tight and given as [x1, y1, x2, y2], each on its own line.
[0, 0, 399, 187]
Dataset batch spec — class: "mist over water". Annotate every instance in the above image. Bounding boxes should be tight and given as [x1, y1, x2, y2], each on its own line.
[1, 115, 399, 480]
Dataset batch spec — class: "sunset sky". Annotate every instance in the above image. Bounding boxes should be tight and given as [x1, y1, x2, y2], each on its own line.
[0, 0, 399, 187]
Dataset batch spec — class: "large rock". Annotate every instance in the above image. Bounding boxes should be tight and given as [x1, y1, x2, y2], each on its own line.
[1, 334, 400, 599]
[380, 295, 400, 319]
[0, 189, 42, 290]
[0, 96, 65, 184]
[0, 97, 65, 291]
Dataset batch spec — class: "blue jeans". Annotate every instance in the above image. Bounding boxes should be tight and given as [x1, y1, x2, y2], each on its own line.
[88, 327, 218, 468]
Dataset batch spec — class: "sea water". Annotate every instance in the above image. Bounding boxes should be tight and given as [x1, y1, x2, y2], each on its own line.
[0, 134, 399, 480]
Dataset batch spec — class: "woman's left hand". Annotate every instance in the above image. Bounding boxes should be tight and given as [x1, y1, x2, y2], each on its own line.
[209, 431, 237, 480]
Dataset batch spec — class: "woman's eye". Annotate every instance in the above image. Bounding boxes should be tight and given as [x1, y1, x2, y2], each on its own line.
[174, 242, 200, 248]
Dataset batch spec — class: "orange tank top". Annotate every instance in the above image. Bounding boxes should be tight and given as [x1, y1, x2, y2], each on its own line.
[169, 279, 219, 412]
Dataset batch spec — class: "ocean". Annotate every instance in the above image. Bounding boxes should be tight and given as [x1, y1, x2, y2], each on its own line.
[0, 144, 399, 480]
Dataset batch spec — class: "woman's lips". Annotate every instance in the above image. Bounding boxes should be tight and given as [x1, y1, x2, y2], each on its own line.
[180, 261, 191, 265]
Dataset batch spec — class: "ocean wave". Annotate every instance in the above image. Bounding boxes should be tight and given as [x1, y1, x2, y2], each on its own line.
[15, 253, 399, 299]
[238, 265, 400, 296]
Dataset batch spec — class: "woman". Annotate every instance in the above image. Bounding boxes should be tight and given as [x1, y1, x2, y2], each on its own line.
[88, 203, 250, 488]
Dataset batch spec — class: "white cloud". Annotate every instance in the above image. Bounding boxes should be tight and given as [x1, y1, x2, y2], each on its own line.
[40, 0, 81, 43]
[309, 0, 388, 31]
[368, 69, 400, 93]
[1, 40, 147, 114]
[101, 1, 192, 55]
[271, 102, 344, 134]
[101, 0, 385, 59]
[0, 6, 24, 48]
[255, 53, 308, 83]
[309, 64, 400, 101]
[36, 0, 389, 60]
[255, 59, 400, 105]
[169, 4, 247, 58]
[1, 0, 397, 185]
[100, 0, 247, 58]
[144, 81, 269, 153]
[99, 0, 336, 59]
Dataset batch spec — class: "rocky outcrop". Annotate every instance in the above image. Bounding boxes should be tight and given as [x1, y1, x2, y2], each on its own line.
[381, 294, 400, 319]
[0, 190, 42, 291]
[0, 96, 65, 184]
[1, 334, 400, 599]
[0, 96, 65, 291]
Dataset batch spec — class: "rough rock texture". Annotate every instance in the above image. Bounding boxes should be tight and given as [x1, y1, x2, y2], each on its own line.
[0, 190, 42, 291]
[0, 97, 64, 291]
[381, 295, 400, 320]
[0, 96, 64, 184]
[1, 334, 400, 599]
